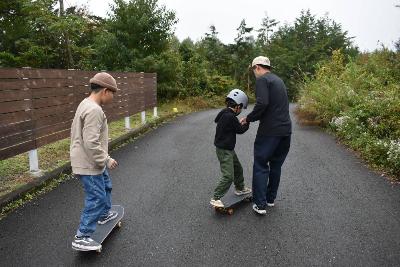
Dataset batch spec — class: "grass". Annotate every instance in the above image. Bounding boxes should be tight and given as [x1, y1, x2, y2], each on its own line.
[297, 49, 400, 181]
[0, 95, 225, 218]
[0, 174, 74, 220]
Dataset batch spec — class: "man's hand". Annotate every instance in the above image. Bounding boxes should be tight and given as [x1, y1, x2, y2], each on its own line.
[107, 158, 119, 170]
[240, 117, 248, 125]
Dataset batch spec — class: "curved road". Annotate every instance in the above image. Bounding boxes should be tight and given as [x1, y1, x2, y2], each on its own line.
[0, 106, 399, 266]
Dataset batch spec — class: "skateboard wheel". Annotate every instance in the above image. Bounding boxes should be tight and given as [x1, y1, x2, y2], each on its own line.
[228, 209, 233, 215]
[117, 221, 122, 228]
[96, 248, 102, 253]
[214, 207, 223, 213]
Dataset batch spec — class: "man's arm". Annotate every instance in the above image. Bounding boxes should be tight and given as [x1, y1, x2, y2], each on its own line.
[82, 109, 109, 168]
[245, 78, 269, 122]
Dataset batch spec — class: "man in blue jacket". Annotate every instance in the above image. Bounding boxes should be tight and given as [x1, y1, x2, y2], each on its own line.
[240, 56, 292, 215]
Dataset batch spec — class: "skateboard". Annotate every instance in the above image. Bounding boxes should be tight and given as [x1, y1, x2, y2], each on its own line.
[73, 205, 124, 253]
[213, 188, 252, 215]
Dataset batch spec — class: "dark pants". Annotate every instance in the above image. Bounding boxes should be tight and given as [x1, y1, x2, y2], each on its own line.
[252, 135, 291, 209]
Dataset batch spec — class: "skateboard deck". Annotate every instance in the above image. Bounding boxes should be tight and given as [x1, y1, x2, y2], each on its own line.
[213, 188, 252, 215]
[74, 205, 124, 253]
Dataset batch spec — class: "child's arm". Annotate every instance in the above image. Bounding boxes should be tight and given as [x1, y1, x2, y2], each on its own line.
[232, 117, 250, 134]
[82, 109, 109, 169]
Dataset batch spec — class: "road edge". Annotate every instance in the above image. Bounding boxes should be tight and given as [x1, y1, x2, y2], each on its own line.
[0, 112, 180, 210]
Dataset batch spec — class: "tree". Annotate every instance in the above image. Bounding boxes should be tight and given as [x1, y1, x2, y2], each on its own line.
[179, 38, 195, 62]
[264, 10, 358, 99]
[257, 14, 279, 47]
[0, 0, 103, 69]
[231, 19, 257, 89]
[197, 25, 231, 76]
[87, 0, 180, 98]
[0, 0, 31, 66]
[235, 19, 253, 44]
[91, 0, 177, 70]
[396, 3, 400, 51]
[0, 3, 360, 102]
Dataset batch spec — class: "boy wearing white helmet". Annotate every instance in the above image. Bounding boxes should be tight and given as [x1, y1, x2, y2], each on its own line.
[210, 89, 252, 208]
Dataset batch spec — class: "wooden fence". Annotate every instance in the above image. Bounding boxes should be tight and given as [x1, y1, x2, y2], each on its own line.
[0, 68, 157, 165]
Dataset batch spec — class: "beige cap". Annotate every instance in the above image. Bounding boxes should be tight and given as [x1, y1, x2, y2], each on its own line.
[89, 72, 118, 92]
[251, 56, 271, 68]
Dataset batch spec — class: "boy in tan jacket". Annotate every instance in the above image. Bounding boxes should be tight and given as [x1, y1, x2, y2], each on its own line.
[71, 72, 119, 251]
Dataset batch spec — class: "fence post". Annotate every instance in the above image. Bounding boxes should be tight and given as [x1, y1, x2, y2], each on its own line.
[153, 107, 158, 118]
[141, 111, 146, 124]
[124, 116, 131, 130]
[28, 149, 42, 176]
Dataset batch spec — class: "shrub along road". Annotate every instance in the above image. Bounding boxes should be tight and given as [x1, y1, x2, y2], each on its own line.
[0, 106, 399, 266]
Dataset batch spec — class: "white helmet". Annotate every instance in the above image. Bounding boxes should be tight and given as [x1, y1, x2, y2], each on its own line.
[226, 89, 248, 109]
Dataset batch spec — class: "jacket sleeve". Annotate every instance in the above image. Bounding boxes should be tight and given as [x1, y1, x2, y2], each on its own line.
[82, 108, 110, 168]
[246, 78, 269, 122]
[232, 116, 250, 134]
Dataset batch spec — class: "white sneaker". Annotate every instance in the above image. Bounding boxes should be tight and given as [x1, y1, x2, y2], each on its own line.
[98, 211, 118, 225]
[210, 199, 224, 208]
[252, 204, 267, 215]
[72, 236, 102, 251]
[267, 202, 275, 207]
[234, 187, 252, 196]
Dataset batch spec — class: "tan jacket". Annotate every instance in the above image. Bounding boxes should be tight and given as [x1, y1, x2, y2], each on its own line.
[70, 98, 110, 175]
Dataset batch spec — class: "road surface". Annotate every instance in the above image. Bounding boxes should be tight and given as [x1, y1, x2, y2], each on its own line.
[0, 106, 399, 266]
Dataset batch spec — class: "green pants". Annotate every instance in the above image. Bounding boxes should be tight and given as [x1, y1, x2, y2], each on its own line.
[213, 147, 245, 200]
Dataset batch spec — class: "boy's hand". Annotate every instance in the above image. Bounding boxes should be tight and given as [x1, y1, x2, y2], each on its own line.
[107, 158, 119, 170]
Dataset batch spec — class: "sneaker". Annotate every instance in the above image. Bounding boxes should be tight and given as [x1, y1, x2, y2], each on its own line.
[234, 187, 252, 196]
[267, 202, 275, 207]
[98, 211, 118, 225]
[72, 236, 101, 251]
[210, 199, 224, 208]
[252, 204, 267, 215]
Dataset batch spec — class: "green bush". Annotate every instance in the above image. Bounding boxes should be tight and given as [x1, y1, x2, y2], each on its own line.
[298, 49, 400, 177]
[206, 73, 236, 96]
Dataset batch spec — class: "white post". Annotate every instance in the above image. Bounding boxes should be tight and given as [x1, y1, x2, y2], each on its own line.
[124, 116, 131, 130]
[28, 149, 41, 176]
[141, 111, 146, 124]
[153, 107, 158, 118]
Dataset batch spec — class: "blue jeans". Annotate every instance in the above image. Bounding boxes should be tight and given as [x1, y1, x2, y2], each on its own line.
[252, 135, 291, 209]
[76, 169, 112, 237]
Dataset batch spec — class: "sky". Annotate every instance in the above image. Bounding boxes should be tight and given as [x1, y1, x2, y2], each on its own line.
[65, 0, 400, 51]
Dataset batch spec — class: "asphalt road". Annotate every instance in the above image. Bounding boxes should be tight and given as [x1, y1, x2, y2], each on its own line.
[0, 106, 399, 266]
